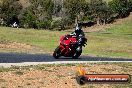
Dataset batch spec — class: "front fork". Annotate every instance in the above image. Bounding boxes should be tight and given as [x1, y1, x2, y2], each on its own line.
[76, 46, 82, 52]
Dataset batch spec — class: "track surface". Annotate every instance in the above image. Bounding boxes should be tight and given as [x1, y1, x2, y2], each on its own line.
[0, 53, 132, 67]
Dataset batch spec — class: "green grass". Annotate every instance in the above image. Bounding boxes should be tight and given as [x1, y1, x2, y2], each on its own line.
[0, 25, 132, 58]
[0, 15, 132, 58]
[83, 32, 132, 58]
[0, 27, 67, 53]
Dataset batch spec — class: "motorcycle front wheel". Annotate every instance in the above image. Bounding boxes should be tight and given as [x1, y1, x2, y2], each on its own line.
[72, 47, 82, 59]
[53, 46, 61, 59]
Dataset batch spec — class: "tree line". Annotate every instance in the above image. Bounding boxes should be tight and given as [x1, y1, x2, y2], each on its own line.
[0, 0, 132, 30]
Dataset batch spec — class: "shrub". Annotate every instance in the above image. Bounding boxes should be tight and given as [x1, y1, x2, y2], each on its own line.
[0, 0, 22, 26]
[36, 20, 51, 29]
[109, 0, 130, 18]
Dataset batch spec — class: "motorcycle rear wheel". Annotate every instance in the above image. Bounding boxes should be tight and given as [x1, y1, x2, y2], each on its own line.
[53, 46, 61, 59]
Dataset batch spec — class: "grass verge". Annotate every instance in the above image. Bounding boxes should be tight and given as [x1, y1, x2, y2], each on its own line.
[0, 25, 131, 58]
[0, 14, 132, 58]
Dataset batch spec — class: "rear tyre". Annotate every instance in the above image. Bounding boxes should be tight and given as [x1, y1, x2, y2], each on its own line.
[53, 46, 61, 59]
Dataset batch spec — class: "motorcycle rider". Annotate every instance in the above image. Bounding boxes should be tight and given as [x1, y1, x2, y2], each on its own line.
[53, 22, 87, 59]
[65, 22, 85, 45]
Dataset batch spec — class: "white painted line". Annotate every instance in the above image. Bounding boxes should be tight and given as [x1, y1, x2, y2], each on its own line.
[0, 61, 132, 67]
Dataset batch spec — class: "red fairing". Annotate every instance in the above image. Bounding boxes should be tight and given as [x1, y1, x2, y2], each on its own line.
[65, 37, 77, 45]
[59, 35, 77, 56]
[53, 33, 87, 58]
[60, 36, 77, 45]
[60, 36, 65, 42]
[59, 45, 64, 54]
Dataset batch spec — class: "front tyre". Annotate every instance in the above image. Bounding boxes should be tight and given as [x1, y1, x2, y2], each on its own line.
[72, 47, 82, 59]
[53, 46, 61, 59]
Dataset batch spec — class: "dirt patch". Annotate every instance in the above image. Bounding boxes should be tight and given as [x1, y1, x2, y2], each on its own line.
[0, 63, 131, 88]
[0, 40, 45, 54]
[0, 41, 32, 50]
[83, 24, 111, 32]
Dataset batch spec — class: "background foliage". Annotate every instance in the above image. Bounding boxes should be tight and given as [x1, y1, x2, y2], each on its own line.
[0, 0, 132, 30]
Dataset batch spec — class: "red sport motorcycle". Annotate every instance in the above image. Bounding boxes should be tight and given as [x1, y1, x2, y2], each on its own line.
[53, 34, 87, 59]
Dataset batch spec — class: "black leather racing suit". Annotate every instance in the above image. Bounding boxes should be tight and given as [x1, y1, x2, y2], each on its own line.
[66, 30, 85, 46]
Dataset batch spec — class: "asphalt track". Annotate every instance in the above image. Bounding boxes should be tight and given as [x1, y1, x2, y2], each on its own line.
[0, 53, 132, 67]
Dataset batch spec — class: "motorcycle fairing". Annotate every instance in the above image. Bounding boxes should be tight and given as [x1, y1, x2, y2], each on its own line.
[59, 36, 77, 57]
